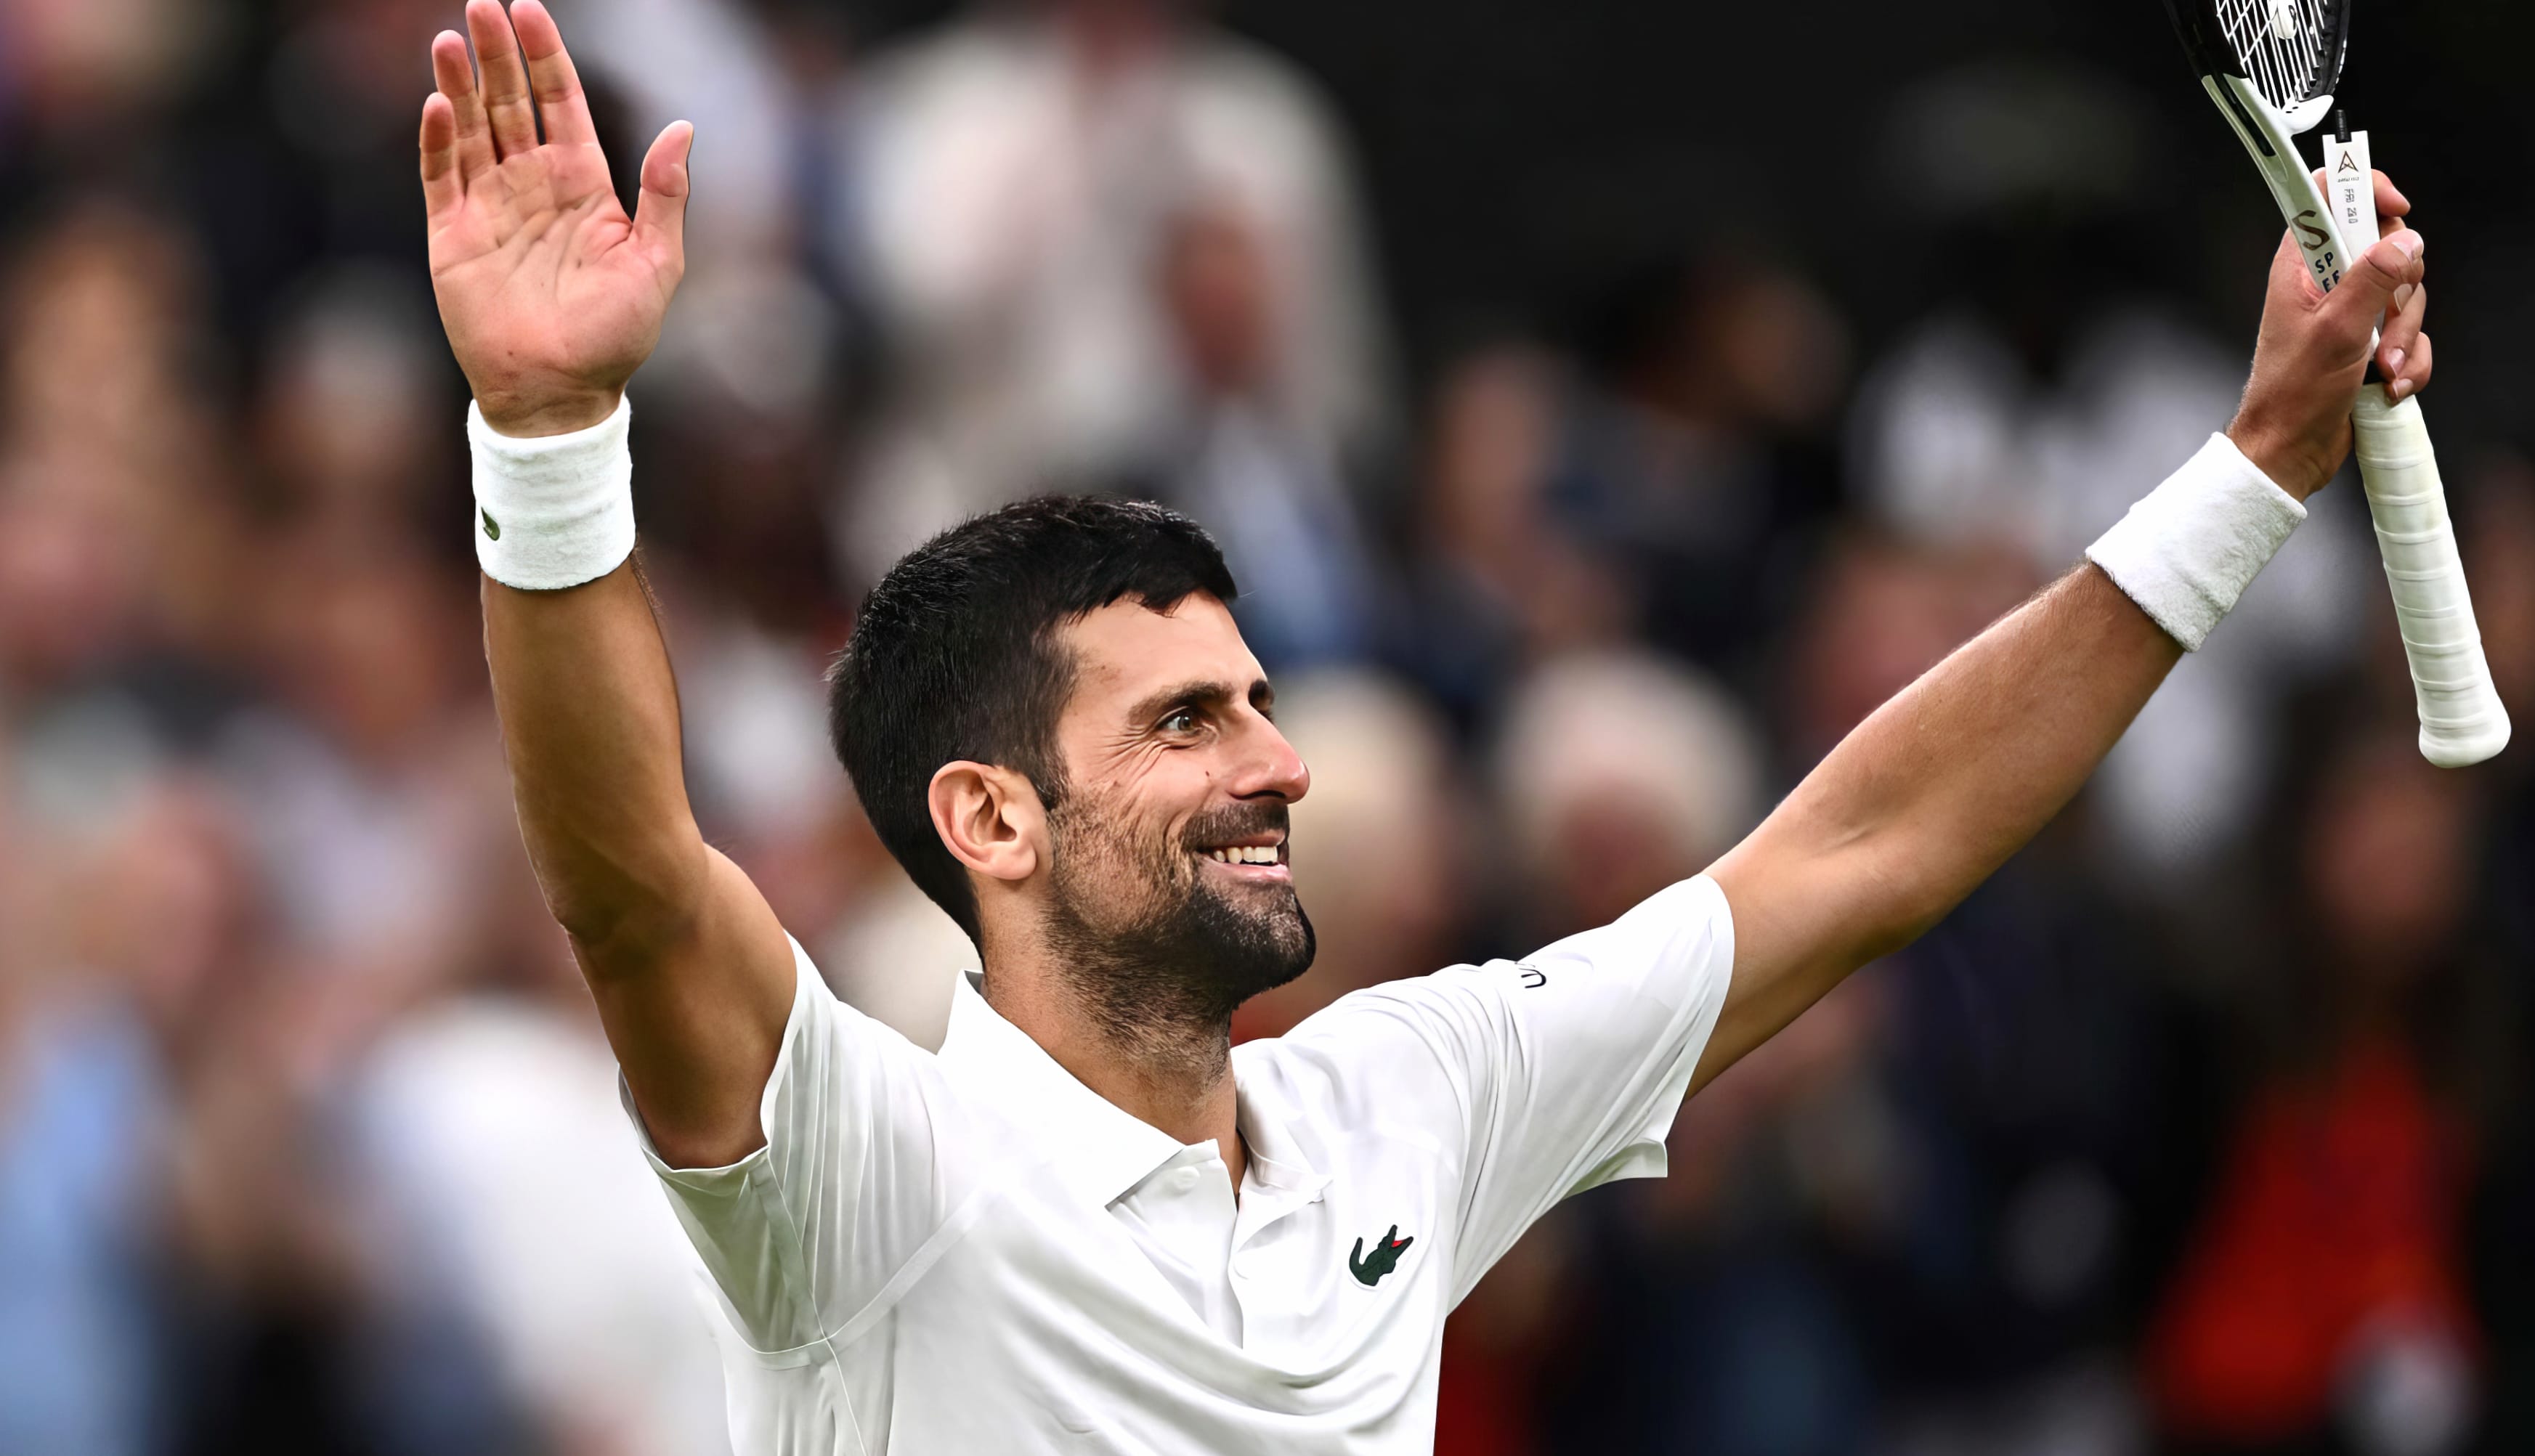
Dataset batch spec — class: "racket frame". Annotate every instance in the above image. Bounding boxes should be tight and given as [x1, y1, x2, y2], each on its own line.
[2164, 0, 2360, 299]
[2204, 77, 2352, 290]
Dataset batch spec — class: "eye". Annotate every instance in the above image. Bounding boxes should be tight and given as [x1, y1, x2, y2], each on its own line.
[1159, 707, 1201, 735]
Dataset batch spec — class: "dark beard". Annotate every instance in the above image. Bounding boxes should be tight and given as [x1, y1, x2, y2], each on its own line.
[1041, 797, 1315, 1073]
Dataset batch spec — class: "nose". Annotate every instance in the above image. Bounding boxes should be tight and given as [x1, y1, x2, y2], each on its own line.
[1236, 714, 1310, 805]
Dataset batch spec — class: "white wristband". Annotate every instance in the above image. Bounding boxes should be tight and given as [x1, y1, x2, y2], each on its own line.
[2085, 432, 2305, 651]
[468, 396, 636, 590]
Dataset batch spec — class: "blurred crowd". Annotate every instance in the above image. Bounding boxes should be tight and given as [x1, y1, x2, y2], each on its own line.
[2, 1, 2532, 1454]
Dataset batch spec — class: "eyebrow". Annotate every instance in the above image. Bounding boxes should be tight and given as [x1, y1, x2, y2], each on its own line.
[1125, 677, 1275, 727]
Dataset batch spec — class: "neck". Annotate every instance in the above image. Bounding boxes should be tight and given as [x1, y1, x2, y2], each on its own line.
[979, 928, 1246, 1190]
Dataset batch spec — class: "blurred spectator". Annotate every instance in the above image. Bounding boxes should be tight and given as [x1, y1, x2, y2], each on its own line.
[0, 445, 165, 793]
[549, 0, 803, 261]
[1402, 248, 1851, 723]
[840, 0, 1392, 582]
[1556, 248, 1852, 680]
[1782, 528, 2183, 1456]
[2435, 468, 2535, 1441]
[0, 0, 211, 141]
[354, 855, 731, 1456]
[1849, 851, 2172, 1456]
[0, 805, 168, 1456]
[1149, 201, 1383, 668]
[238, 0, 472, 302]
[214, 545, 503, 1003]
[251, 265, 458, 553]
[0, 201, 246, 827]
[2149, 730, 2501, 1456]
[1542, 983, 1890, 1456]
[2462, 457, 2535, 743]
[2, 781, 528, 1453]
[1401, 342, 1629, 724]
[1, 200, 220, 478]
[1778, 528, 2034, 768]
[2465, 453, 2535, 1455]
[1490, 648, 1762, 941]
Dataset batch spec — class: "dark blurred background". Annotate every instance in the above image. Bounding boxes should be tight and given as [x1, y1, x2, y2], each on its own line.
[2, 1, 2531, 1452]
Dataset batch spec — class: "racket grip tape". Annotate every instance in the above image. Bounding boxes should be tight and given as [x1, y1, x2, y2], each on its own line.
[2351, 389, 2512, 766]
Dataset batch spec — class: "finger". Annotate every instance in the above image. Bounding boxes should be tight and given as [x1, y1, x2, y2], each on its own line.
[431, 30, 497, 182]
[465, 0, 538, 159]
[510, 0, 597, 147]
[2390, 330, 2432, 402]
[2372, 169, 2410, 224]
[419, 93, 463, 217]
[2324, 227, 2422, 334]
[2268, 228, 2323, 305]
[2379, 279, 2427, 380]
[632, 121, 694, 269]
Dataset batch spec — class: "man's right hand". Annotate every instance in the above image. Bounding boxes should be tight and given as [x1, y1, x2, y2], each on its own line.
[421, 0, 692, 437]
[2226, 169, 2430, 501]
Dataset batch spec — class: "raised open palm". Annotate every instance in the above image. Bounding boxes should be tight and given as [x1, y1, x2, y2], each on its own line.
[421, 0, 691, 436]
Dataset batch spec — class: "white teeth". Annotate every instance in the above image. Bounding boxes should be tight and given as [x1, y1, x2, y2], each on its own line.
[1206, 845, 1280, 865]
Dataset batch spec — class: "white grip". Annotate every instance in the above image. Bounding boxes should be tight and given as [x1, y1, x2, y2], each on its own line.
[2351, 389, 2512, 766]
[2214, 83, 2520, 770]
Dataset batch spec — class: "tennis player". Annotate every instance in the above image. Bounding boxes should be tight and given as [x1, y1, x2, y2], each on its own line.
[418, 3, 2433, 1450]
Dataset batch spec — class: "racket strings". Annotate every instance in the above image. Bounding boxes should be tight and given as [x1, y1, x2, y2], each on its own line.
[2215, 0, 2336, 107]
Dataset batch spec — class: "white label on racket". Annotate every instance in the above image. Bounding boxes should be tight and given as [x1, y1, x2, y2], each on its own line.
[2328, 129, 2374, 258]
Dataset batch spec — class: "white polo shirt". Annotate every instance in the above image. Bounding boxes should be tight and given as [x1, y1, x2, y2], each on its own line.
[630, 874, 1735, 1454]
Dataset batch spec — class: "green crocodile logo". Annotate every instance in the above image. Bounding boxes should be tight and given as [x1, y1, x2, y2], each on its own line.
[1348, 1225, 1414, 1287]
[481, 508, 502, 541]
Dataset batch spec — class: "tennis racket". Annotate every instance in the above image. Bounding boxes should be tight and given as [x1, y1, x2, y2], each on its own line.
[2165, 0, 2510, 767]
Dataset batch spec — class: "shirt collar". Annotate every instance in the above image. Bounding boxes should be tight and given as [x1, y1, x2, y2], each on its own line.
[936, 974, 1329, 1211]
[937, 972, 1188, 1208]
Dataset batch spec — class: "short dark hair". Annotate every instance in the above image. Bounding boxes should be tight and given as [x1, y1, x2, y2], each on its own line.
[827, 496, 1239, 943]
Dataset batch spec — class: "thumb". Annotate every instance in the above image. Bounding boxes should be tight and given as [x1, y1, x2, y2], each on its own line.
[2322, 227, 2422, 334]
[633, 120, 694, 268]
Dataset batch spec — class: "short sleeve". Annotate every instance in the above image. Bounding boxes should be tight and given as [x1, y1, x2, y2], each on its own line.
[1283, 876, 1735, 1304]
[620, 937, 971, 1357]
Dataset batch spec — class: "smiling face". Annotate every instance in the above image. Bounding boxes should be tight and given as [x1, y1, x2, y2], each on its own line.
[1034, 593, 1316, 1034]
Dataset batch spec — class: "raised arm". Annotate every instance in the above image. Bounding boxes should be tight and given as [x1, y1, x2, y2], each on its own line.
[1694, 182, 2431, 1091]
[422, 0, 791, 1166]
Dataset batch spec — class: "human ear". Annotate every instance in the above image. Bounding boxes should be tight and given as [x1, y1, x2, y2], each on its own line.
[927, 760, 1045, 884]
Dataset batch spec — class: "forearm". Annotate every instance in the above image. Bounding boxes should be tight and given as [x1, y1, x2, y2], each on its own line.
[1697, 184, 2422, 1093]
[1719, 423, 2310, 988]
[484, 558, 709, 956]
[1780, 563, 2178, 955]
[1698, 564, 2177, 1086]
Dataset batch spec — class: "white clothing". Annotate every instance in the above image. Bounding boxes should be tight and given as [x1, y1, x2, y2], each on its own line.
[360, 1000, 732, 1456]
[628, 876, 1736, 1452]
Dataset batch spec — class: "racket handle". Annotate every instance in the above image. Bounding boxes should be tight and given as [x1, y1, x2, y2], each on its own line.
[2350, 389, 2512, 766]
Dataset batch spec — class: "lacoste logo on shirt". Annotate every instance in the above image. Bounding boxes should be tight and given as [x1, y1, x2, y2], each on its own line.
[1348, 1226, 1414, 1287]
[481, 508, 501, 541]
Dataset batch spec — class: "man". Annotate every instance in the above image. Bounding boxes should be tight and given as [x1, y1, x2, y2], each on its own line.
[417, 3, 2433, 1451]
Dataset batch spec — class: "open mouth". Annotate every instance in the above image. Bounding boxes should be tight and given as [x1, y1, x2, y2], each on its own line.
[1204, 844, 1281, 866]
[1195, 839, 1291, 881]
